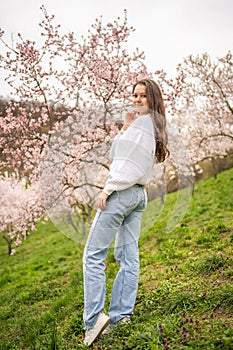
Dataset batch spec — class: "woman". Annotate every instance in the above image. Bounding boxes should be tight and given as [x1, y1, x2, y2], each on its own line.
[83, 78, 169, 346]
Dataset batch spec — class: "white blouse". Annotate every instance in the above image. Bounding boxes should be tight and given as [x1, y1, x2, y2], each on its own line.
[103, 114, 155, 195]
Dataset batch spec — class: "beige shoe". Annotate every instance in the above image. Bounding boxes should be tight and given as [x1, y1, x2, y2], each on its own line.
[84, 312, 110, 346]
[101, 324, 114, 335]
[102, 316, 131, 335]
[120, 316, 131, 323]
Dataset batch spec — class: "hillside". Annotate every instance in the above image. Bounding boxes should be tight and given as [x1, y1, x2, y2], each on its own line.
[0, 168, 233, 349]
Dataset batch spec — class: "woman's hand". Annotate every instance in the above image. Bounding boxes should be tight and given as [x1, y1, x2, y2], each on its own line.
[98, 191, 109, 211]
[122, 110, 137, 130]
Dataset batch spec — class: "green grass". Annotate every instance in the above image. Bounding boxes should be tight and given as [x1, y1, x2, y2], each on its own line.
[0, 168, 233, 349]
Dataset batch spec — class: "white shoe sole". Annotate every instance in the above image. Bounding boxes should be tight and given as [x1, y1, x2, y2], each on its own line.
[84, 314, 110, 346]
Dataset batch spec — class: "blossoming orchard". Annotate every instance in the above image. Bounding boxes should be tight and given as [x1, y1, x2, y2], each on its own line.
[0, 6, 232, 254]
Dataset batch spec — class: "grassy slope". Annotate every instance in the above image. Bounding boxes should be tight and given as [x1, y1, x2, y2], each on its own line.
[0, 168, 233, 350]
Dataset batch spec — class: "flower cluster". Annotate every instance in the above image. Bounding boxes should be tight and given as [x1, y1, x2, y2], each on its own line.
[0, 175, 44, 255]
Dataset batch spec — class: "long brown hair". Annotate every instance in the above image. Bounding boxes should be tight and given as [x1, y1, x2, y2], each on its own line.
[132, 79, 169, 162]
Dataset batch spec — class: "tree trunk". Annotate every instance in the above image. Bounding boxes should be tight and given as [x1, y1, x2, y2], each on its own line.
[3, 235, 12, 255]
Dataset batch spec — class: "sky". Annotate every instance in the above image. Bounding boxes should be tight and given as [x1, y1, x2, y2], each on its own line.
[1, 0, 233, 96]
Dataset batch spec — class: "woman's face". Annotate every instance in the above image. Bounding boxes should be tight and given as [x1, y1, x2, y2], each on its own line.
[132, 84, 149, 115]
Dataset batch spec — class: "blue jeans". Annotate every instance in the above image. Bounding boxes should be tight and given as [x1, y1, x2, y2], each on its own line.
[83, 184, 147, 330]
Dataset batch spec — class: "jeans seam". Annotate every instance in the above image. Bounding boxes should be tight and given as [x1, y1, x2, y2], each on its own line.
[115, 223, 124, 322]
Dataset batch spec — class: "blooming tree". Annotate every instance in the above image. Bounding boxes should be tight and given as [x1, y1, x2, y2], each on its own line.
[155, 51, 233, 183]
[0, 175, 43, 255]
[0, 6, 149, 182]
[157, 52, 233, 164]
[0, 6, 150, 251]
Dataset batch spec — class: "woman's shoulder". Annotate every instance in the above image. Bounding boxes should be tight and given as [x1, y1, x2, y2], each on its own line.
[131, 114, 154, 134]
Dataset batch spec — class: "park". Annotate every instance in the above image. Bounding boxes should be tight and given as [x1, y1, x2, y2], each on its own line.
[0, 2, 233, 349]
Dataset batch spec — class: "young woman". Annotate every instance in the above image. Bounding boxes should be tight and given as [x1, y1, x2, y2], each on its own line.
[83, 78, 169, 346]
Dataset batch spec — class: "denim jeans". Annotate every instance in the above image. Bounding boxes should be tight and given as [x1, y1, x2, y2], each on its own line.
[83, 184, 147, 330]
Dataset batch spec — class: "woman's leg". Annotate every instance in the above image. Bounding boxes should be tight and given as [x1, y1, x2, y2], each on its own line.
[83, 203, 124, 330]
[108, 209, 143, 325]
[83, 185, 146, 330]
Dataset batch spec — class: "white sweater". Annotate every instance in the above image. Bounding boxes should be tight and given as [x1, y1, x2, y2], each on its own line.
[103, 114, 155, 195]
